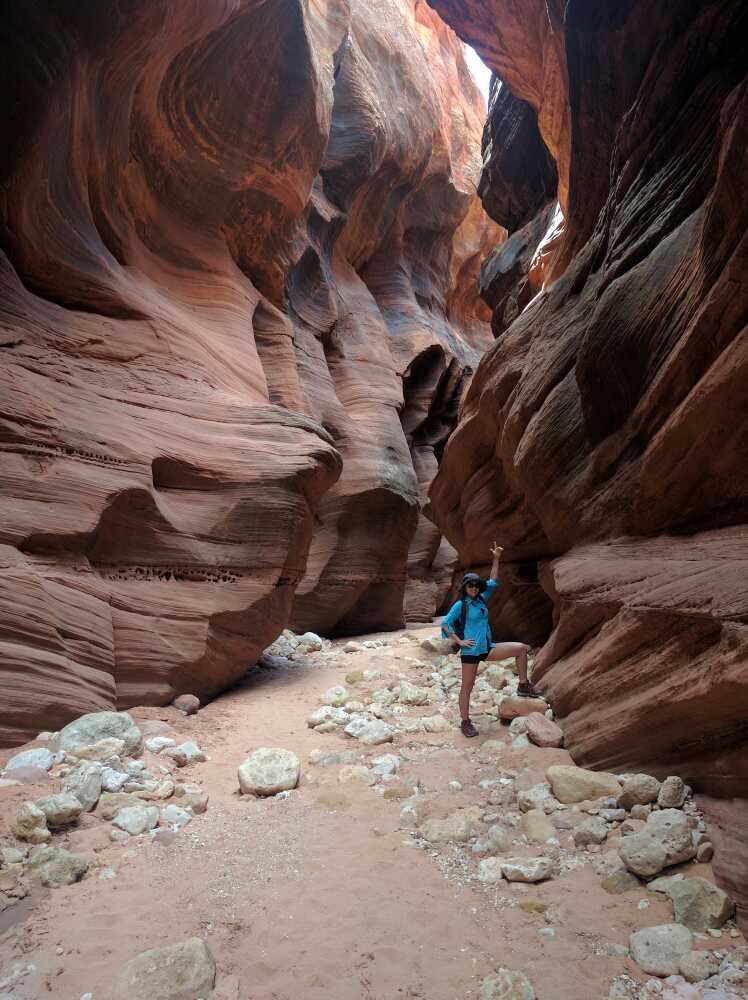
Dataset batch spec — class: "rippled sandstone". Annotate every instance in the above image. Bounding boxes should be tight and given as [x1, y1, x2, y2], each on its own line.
[427, 0, 748, 923]
[0, 0, 499, 745]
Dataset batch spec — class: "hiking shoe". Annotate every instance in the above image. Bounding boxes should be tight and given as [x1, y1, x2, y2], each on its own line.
[460, 718, 479, 738]
[517, 681, 543, 699]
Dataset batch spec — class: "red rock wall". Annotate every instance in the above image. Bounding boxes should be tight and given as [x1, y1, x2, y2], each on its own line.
[0, 0, 498, 744]
[427, 0, 748, 921]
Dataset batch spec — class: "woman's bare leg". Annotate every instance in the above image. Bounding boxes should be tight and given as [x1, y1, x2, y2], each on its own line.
[488, 642, 529, 683]
[459, 663, 479, 720]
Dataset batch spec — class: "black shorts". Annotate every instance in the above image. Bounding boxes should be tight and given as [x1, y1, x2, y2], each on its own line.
[460, 652, 489, 665]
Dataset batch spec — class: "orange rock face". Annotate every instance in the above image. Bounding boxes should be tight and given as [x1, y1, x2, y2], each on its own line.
[0, 0, 499, 745]
[427, 0, 748, 922]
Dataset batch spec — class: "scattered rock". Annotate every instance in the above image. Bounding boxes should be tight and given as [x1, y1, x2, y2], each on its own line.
[306, 706, 350, 729]
[601, 871, 642, 895]
[298, 631, 323, 651]
[618, 809, 696, 877]
[101, 767, 130, 793]
[12, 801, 51, 843]
[308, 749, 356, 766]
[0, 766, 48, 785]
[573, 816, 610, 848]
[678, 950, 721, 983]
[28, 846, 89, 887]
[177, 791, 208, 814]
[345, 670, 364, 684]
[499, 696, 549, 721]
[238, 748, 300, 796]
[419, 807, 482, 844]
[525, 713, 563, 748]
[518, 784, 558, 814]
[523, 810, 556, 844]
[320, 685, 348, 707]
[64, 763, 102, 811]
[172, 694, 201, 715]
[511, 734, 530, 748]
[546, 765, 622, 804]
[479, 967, 535, 999]
[658, 776, 687, 808]
[695, 842, 714, 863]
[338, 765, 376, 786]
[371, 754, 400, 776]
[163, 741, 206, 767]
[397, 681, 429, 706]
[422, 715, 450, 733]
[109, 937, 216, 1000]
[145, 737, 177, 754]
[97, 792, 138, 820]
[500, 857, 553, 883]
[629, 923, 694, 976]
[4, 748, 54, 773]
[344, 719, 395, 746]
[420, 637, 454, 654]
[343, 641, 362, 653]
[59, 712, 143, 757]
[112, 804, 159, 836]
[618, 774, 661, 809]
[665, 877, 734, 931]
[630, 804, 652, 820]
[68, 737, 126, 763]
[35, 792, 83, 828]
[478, 857, 505, 883]
[159, 804, 192, 830]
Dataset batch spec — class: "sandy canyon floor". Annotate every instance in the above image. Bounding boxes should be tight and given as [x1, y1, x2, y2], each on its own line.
[0, 626, 745, 1000]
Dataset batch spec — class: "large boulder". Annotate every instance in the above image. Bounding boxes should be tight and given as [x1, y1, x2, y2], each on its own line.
[28, 846, 89, 888]
[4, 748, 54, 773]
[619, 809, 696, 878]
[35, 792, 84, 828]
[525, 713, 563, 748]
[618, 774, 661, 810]
[238, 748, 300, 796]
[629, 924, 694, 977]
[112, 804, 159, 836]
[500, 857, 553, 883]
[64, 762, 103, 811]
[59, 712, 143, 758]
[12, 801, 50, 843]
[665, 877, 734, 931]
[546, 765, 621, 804]
[109, 938, 216, 1000]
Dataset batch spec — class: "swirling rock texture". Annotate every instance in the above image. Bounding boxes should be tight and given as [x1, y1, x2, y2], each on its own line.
[427, 0, 748, 923]
[0, 0, 498, 746]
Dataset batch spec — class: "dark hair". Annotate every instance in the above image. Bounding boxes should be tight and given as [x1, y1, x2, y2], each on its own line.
[461, 572, 482, 596]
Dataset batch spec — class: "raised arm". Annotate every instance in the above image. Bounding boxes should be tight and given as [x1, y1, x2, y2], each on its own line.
[488, 541, 503, 583]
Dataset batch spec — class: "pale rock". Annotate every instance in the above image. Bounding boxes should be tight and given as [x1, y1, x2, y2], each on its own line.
[509, 717, 529, 734]
[371, 688, 396, 707]
[478, 857, 505, 883]
[145, 738, 176, 754]
[159, 805, 192, 830]
[695, 842, 714, 863]
[658, 777, 688, 809]
[320, 685, 348, 707]
[419, 807, 481, 844]
[35, 792, 83, 828]
[678, 950, 721, 983]
[306, 706, 350, 729]
[68, 737, 126, 763]
[27, 846, 89, 888]
[126, 760, 146, 775]
[298, 631, 323, 651]
[12, 801, 50, 843]
[397, 681, 429, 706]
[172, 694, 200, 715]
[649, 874, 685, 893]
[343, 641, 362, 653]
[480, 967, 535, 999]
[600, 808, 626, 823]
[518, 784, 558, 814]
[422, 715, 450, 733]
[109, 937, 216, 1000]
[525, 713, 563, 748]
[1, 847, 26, 865]
[134, 777, 176, 801]
[512, 734, 530, 748]
[629, 924, 694, 976]
[101, 767, 129, 793]
[345, 720, 395, 746]
[314, 722, 339, 734]
[5, 748, 54, 773]
[618, 774, 662, 809]
[630, 804, 652, 820]
[338, 765, 376, 786]
[501, 857, 553, 883]
[546, 765, 622, 804]
[64, 763, 102, 811]
[400, 798, 419, 828]
[308, 749, 355, 766]
[344, 670, 364, 684]
[180, 791, 209, 814]
[499, 696, 550, 721]
[238, 748, 300, 796]
[110, 829, 130, 843]
[523, 810, 556, 844]
[163, 741, 206, 767]
[59, 712, 142, 757]
[473, 825, 512, 855]
[97, 791, 138, 819]
[485, 666, 510, 691]
[362, 670, 382, 681]
[619, 809, 696, 877]
[345, 701, 365, 713]
[420, 637, 454, 654]
[371, 754, 400, 776]
[399, 718, 424, 734]
[112, 804, 159, 835]
[573, 816, 610, 848]
[665, 877, 734, 931]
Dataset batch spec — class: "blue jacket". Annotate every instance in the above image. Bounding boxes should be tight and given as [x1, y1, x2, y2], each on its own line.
[441, 578, 498, 656]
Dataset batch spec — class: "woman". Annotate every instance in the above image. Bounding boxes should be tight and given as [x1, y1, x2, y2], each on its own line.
[442, 542, 542, 738]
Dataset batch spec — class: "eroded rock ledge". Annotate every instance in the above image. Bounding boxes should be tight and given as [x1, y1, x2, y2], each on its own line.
[0, 0, 500, 744]
[426, 0, 748, 923]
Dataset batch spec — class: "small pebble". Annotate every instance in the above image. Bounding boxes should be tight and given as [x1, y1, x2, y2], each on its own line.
[637, 899, 650, 910]
[539, 927, 555, 938]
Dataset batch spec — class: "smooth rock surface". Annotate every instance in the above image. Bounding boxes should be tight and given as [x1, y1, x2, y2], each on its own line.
[665, 877, 734, 932]
[629, 924, 694, 977]
[238, 748, 300, 796]
[109, 938, 216, 1000]
[546, 765, 621, 804]
[59, 713, 142, 758]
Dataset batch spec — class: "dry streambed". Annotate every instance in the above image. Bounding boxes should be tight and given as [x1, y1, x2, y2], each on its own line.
[0, 627, 746, 1000]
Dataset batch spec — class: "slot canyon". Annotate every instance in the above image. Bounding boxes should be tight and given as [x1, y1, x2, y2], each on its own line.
[0, 0, 747, 996]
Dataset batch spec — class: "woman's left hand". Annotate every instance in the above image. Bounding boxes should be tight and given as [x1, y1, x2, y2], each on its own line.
[490, 541, 504, 559]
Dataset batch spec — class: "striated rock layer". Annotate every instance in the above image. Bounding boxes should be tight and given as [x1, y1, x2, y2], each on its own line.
[0, 0, 499, 745]
[427, 0, 748, 922]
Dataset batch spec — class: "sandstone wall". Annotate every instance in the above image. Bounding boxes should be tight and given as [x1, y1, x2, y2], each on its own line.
[0, 0, 499, 745]
[427, 0, 748, 921]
